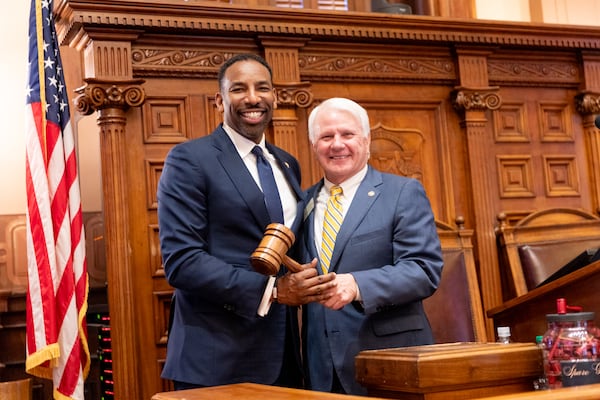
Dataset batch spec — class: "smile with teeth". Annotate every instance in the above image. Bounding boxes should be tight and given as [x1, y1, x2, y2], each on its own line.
[242, 111, 263, 119]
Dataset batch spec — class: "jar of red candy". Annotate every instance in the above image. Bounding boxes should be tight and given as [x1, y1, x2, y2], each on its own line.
[542, 298, 600, 388]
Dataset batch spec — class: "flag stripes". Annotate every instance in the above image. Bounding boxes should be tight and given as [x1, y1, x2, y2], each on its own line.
[25, 0, 90, 398]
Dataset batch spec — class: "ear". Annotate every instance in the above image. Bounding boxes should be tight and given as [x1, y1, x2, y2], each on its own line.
[215, 92, 224, 113]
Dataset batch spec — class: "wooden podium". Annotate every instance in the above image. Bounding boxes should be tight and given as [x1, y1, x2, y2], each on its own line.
[487, 259, 600, 343]
[355, 342, 543, 400]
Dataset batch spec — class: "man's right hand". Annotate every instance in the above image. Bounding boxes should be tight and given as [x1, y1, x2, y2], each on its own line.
[276, 258, 337, 306]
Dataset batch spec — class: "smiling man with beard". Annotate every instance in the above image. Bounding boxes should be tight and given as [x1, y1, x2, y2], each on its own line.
[157, 53, 334, 390]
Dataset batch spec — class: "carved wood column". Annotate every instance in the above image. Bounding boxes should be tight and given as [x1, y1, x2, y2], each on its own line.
[575, 51, 600, 215]
[452, 48, 501, 340]
[74, 79, 145, 400]
[261, 38, 314, 154]
[70, 33, 146, 399]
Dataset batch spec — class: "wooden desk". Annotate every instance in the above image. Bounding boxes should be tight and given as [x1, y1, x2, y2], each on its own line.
[487, 260, 600, 343]
[151, 381, 600, 400]
[151, 383, 390, 400]
[473, 383, 600, 399]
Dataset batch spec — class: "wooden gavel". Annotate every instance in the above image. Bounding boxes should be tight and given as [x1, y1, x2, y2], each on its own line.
[251, 223, 303, 275]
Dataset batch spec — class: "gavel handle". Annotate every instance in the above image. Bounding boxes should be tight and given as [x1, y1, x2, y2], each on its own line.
[282, 255, 303, 273]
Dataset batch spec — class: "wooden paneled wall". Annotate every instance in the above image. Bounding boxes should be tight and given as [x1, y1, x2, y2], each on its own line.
[0, 213, 106, 400]
[8, 0, 594, 399]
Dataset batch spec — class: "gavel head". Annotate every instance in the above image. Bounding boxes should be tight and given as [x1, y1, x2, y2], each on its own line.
[251, 223, 295, 275]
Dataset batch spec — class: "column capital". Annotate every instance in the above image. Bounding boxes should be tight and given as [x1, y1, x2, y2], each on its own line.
[275, 82, 314, 108]
[452, 87, 501, 113]
[575, 91, 600, 115]
[74, 78, 146, 115]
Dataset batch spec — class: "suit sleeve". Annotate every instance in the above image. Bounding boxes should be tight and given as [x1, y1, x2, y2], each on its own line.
[352, 178, 444, 315]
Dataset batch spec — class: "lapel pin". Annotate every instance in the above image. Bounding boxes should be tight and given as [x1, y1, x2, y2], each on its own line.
[284, 162, 290, 168]
[368, 191, 375, 197]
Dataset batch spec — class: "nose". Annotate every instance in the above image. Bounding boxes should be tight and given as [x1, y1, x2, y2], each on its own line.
[245, 88, 260, 104]
[331, 134, 345, 148]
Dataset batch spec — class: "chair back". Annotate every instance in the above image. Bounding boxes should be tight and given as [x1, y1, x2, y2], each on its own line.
[423, 218, 487, 343]
[496, 207, 600, 299]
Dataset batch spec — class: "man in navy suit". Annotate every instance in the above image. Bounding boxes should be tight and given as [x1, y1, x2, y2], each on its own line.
[299, 97, 444, 395]
[157, 54, 334, 390]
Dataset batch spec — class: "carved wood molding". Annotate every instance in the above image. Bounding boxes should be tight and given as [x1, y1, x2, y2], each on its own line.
[74, 78, 146, 114]
[55, 0, 600, 51]
[130, 44, 458, 83]
[298, 51, 455, 82]
[488, 57, 580, 87]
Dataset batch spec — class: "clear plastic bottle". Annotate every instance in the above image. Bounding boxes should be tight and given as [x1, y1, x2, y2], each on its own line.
[533, 335, 549, 390]
[497, 326, 511, 344]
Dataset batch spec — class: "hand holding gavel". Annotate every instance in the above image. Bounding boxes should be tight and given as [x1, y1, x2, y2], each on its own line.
[251, 223, 303, 275]
[252, 224, 338, 305]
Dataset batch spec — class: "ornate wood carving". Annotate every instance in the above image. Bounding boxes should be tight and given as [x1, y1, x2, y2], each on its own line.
[75, 79, 145, 113]
[452, 88, 501, 112]
[298, 50, 455, 82]
[488, 55, 579, 87]
[370, 123, 424, 180]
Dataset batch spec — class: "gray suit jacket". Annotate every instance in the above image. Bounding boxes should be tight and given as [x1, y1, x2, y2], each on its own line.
[301, 166, 443, 395]
[157, 125, 303, 386]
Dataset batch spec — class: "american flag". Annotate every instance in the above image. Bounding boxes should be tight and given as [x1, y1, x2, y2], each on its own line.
[25, 0, 90, 398]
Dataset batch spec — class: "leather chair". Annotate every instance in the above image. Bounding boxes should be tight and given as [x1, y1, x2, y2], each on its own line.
[496, 207, 600, 300]
[423, 218, 487, 343]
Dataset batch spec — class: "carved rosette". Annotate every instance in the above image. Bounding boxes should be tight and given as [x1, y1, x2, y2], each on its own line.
[275, 83, 313, 108]
[75, 79, 146, 115]
[575, 92, 600, 115]
[451, 88, 502, 113]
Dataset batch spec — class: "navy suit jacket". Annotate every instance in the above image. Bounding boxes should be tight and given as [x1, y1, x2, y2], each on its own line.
[301, 167, 443, 395]
[157, 125, 303, 386]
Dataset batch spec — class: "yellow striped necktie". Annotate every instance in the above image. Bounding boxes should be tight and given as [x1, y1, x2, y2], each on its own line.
[320, 185, 343, 274]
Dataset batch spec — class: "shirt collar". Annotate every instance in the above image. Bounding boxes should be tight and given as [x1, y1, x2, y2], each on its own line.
[323, 164, 368, 195]
[222, 123, 266, 158]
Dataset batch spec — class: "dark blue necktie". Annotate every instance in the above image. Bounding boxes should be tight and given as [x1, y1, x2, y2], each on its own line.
[252, 146, 284, 224]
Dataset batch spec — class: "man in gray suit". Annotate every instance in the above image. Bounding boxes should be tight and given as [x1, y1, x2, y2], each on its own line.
[157, 54, 334, 390]
[298, 97, 444, 395]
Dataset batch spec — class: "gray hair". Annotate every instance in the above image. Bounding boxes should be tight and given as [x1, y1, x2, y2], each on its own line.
[307, 98, 371, 144]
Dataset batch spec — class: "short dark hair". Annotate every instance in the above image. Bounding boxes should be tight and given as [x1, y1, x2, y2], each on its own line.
[217, 53, 273, 91]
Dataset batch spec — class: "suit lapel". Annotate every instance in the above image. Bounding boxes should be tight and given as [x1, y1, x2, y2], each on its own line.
[266, 142, 303, 200]
[304, 182, 323, 261]
[213, 128, 271, 228]
[329, 167, 382, 273]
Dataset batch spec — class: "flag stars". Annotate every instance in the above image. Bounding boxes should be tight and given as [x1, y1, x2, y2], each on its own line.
[44, 56, 55, 70]
[48, 76, 58, 87]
